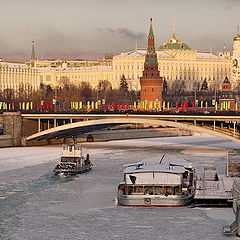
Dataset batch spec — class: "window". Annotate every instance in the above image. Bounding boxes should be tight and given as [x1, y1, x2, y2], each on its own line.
[46, 75, 51, 81]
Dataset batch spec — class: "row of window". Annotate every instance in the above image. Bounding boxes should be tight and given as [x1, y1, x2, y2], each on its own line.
[115, 64, 230, 72]
[0, 68, 38, 73]
[55, 74, 113, 81]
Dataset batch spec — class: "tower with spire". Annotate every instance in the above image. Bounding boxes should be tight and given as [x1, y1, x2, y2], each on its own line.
[30, 41, 37, 67]
[140, 18, 163, 103]
[232, 26, 240, 87]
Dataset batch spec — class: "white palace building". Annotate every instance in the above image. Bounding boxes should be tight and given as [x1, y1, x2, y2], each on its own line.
[0, 30, 240, 93]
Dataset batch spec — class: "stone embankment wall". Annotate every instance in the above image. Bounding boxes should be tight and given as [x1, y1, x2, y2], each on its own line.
[0, 112, 22, 147]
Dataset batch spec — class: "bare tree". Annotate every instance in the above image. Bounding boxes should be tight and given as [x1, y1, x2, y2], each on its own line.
[98, 80, 112, 100]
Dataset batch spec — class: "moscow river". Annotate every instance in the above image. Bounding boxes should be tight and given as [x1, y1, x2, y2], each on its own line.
[0, 135, 239, 240]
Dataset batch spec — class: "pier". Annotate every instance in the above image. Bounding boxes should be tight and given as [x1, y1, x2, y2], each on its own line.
[224, 179, 240, 236]
[194, 165, 233, 206]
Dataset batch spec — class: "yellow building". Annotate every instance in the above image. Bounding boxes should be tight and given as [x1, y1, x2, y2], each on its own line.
[112, 33, 232, 91]
[0, 32, 236, 93]
[26, 59, 99, 68]
[0, 60, 40, 91]
[39, 65, 113, 89]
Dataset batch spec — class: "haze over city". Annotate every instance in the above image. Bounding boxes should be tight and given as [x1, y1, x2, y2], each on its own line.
[0, 0, 240, 61]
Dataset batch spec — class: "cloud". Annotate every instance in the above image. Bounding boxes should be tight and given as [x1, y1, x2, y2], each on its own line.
[96, 27, 146, 40]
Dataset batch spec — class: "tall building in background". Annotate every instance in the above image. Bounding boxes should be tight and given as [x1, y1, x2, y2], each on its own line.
[232, 28, 240, 86]
[140, 18, 163, 102]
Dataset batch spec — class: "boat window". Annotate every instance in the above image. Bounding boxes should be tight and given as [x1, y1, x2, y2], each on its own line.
[144, 187, 153, 195]
[153, 186, 165, 195]
[61, 157, 69, 162]
[69, 146, 73, 152]
[135, 186, 143, 193]
[74, 157, 81, 163]
[173, 186, 180, 195]
[126, 186, 133, 195]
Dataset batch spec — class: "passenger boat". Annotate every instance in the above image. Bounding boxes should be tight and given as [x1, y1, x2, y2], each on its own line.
[53, 143, 92, 175]
[117, 158, 195, 207]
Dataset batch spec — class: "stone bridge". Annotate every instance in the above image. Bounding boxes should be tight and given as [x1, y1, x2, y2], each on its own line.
[25, 114, 240, 143]
[1, 112, 240, 146]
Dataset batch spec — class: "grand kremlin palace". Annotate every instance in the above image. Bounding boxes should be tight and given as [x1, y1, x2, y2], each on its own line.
[0, 32, 239, 92]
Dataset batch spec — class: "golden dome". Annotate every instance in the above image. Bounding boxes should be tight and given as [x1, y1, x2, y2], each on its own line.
[234, 34, 240, 41]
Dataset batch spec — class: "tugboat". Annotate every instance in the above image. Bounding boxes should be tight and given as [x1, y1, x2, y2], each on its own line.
[53, 142, 92, 175]
[117, 157, 195, 207]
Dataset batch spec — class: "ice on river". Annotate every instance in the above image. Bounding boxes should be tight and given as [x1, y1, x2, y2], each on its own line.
[0, 135, 239, 240]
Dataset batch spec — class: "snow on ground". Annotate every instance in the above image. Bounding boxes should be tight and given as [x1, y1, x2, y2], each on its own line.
[0, 146, 61, 172]
[0, 135, 239, 240]
[1, 135, 240, 173]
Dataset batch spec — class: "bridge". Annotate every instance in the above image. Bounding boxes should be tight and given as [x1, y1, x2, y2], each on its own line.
[1, 112, 240, 146]
[22, 113, 240, 143]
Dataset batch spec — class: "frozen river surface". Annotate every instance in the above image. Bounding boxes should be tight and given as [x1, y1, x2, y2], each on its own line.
[0, 135, 239, 240]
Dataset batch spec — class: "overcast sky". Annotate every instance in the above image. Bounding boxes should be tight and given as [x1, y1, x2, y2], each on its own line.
[0, 0, 239, 61]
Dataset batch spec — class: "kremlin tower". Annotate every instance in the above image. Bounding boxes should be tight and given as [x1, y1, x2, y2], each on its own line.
[140, 18, 163, 103]
[30, 40, 37, 68]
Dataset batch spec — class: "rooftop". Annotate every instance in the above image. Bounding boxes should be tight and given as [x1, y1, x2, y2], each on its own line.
[196, 52, 225, 60]
[123, 158, 192, 175]
[124, 164, 186, 174]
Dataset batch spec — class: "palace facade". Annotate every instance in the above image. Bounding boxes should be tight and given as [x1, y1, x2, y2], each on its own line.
[0, 59, 40, 91]
[112, 34, 232, 91]
[0, 25, 239, 93]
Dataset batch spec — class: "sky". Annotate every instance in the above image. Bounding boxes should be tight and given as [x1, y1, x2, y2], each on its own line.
[0, 0, 240, 62]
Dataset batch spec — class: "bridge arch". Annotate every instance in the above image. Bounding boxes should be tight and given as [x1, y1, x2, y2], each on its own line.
[26, 117, 240, 143]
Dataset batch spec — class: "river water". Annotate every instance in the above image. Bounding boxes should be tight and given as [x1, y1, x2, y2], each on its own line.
[0, 135, 239, 240]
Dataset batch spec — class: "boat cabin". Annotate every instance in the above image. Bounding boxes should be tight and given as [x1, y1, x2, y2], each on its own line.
[61, 144, 83, 164]
[119, 163, 194, 196]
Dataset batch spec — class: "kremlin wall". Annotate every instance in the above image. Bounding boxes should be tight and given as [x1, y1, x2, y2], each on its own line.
[0, 20, 240, 97]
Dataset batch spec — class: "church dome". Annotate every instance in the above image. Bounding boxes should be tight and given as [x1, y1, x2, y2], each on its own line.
[159, 33, 191, 50]
[234, 34, 240, 41]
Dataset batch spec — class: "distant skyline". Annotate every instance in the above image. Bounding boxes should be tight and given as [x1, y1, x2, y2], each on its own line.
[0, 0, 240, 62]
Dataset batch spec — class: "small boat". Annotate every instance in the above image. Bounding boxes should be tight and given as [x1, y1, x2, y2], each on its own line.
[117, 157, 195, 207]
[53, 143, 92, 175]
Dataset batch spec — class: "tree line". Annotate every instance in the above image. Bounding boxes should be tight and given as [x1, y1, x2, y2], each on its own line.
[0, 74, 139, 106]
[0, 75, 237, 106]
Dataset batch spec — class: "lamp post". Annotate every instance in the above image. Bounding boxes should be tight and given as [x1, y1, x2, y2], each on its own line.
[214, 84, 217, 113]
[53, 87, 57, 112]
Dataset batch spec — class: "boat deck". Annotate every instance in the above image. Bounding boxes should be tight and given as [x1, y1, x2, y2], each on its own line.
[194, 174, 234, 206]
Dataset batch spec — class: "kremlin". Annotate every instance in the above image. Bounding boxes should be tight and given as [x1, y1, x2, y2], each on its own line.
[0, 19, 239, 105]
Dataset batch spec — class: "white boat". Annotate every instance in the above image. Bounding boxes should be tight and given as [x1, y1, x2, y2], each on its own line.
[117, 158, 195, 207]
[53, 143, 92, 175]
